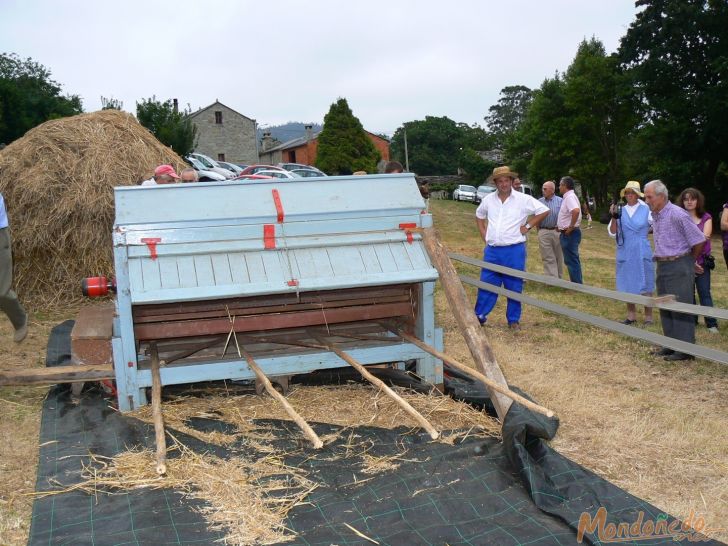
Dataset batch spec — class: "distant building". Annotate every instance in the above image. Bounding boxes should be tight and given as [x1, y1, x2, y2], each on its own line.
[477, 148, 505, 164]
[259, 125, 390, 167]
[187, 100, 259, 164]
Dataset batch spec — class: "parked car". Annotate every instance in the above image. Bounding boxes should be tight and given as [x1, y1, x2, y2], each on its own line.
[235, 174, 274, 181]
[453, 184, 477, 202]
[475, 185, 496, 203]
[254, 169, 301, 179]
[187, 154, 236, 179]
[186, 157, 226, 181]
[290, 168, 325, 178]
[217, 161, 244, 176]
[277, 163, 326, 176]
[238, 164, 287, 176]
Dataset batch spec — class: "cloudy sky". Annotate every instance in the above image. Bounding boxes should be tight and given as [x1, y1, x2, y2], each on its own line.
[1, 0, 638, 136]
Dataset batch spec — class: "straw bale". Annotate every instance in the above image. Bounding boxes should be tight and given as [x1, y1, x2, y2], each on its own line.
[0, 110, 188, 308]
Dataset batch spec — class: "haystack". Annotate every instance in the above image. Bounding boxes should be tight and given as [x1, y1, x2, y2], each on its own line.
[0, 110, 188, 308]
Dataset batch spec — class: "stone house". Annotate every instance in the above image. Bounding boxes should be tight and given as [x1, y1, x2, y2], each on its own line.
[187, 100, 259, 164]
[258, 125, 390, 168]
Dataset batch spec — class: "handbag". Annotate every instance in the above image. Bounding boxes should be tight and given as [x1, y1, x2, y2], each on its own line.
[704, 254, 716, 270]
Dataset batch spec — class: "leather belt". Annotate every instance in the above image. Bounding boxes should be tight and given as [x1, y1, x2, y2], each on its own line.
[653, 253, 690, 262]
[539, 226, 556, 230]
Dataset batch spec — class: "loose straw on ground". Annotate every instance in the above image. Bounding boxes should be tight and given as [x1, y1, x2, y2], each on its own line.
[150, 343, 167, 475]
[386, 324, 555, 419]
[313, 333, 440, 440]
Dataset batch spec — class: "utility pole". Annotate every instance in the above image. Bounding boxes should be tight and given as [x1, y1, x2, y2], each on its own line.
[404, 126, 410, 172]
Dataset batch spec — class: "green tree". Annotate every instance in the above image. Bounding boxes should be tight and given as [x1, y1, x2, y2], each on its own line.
[136, 97, 197, 156]
[619, 0, 728, 197]
[0, 52, 83, 144]
[509, 39, 635, 203]
[315, 98, 380, 175]
[101, 96, 123, 110]
[484, 85, 533, 148]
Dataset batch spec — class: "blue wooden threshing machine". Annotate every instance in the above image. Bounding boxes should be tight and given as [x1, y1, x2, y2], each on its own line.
[101, 173, 442, 412]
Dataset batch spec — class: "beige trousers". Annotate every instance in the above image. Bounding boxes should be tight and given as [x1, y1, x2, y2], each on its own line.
[537, 228, 564, 278]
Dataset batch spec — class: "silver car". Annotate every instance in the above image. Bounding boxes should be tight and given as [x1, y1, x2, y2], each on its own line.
[476, 185, 496, 203]
[453, 184, 477, 202]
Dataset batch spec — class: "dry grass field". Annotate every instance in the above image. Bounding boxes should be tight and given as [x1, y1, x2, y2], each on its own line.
[1, 197, 727, 544]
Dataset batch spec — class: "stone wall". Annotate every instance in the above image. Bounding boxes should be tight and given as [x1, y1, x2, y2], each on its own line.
[189, 102, 259, 164]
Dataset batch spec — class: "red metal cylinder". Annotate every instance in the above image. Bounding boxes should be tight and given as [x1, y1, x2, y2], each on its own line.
[82, 276, 115, 298]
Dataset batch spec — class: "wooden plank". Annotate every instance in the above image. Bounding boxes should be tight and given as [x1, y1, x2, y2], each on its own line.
[329, 247, 365, 276]
[460, 274, 728, 365]
[373, 244, 398, 273]
[389, 242, 414, 271]
[71, 304, 114, 340]
[309, 248, 334, 277]
[450, 252, 728, 320]
[157, 256, 181, 289]
[140, 258, 162, 292]
[423, 228, 513, 421]
[134, 302, 414, 340]
[358, 246, 383, 274]
[228, 252, 250, 284]
[176, 256, 198, 288]
[211, 254, 233, 286]
[193, 255, 215, 286]
[245, 252, 267, 283]
[0, 365, 115, 386]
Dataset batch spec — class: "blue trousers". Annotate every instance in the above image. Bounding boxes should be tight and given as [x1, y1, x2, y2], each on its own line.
[474, 243, 526, 325]
[694, 269, 718, 328]
[560, 228, 583, 284]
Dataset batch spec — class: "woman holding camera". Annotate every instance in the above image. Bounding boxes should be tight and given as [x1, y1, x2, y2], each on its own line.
[608, 181, 654, 325]
[677, 188, 719, 333]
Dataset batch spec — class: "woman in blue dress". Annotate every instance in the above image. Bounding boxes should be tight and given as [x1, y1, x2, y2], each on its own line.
[608, 181, 655, 325]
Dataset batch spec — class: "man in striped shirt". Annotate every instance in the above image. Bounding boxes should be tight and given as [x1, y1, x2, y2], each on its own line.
[537, 181, 564, 278]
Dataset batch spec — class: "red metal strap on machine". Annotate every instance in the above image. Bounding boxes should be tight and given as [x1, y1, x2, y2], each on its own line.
[272, 189, 284, 223]
[263, 224, 276, 249]
[399, 223, 417, 244]
[141, 238, 162, 260]
[287, 279, 299, 287]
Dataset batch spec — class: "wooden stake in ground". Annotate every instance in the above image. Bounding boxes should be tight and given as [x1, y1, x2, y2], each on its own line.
[150, 343, 167, 475]
[238, 346, 324, 449]
[386, 325, 554, 418]
[314, 334, 440, 440]
[422, 227, 513, 421]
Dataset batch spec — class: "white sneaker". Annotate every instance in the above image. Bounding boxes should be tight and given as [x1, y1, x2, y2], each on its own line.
[707, 326, 719, 334]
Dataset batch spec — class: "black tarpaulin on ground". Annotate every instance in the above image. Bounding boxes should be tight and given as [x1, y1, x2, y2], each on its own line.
[28, 322, 724, 545]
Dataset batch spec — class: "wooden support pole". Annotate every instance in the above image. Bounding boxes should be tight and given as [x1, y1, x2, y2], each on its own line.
[422, 227, 513, 421]
[314, 335, 440, 440]
[0, 365, 114, 386]
[386, 325, 554, 418]
[239, 346, 324, 449]
[150, 344, 167, 476]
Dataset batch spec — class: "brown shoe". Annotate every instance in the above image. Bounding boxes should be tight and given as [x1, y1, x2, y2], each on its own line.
[508, 322, 521, 331]
[13, 318, 28, 343]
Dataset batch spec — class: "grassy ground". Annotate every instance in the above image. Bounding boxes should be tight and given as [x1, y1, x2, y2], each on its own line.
[0, 198, 726, 544]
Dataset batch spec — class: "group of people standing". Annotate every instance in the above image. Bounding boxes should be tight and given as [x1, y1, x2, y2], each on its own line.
[473, 166, 720, 361]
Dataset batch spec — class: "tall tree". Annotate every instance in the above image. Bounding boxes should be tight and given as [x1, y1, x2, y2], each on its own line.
[619, 0, 728, 196]
[136, 97, 197, 156]
[315, 98, 380, 175]
[0, 53, 82, 144]
[484, 85, 533, 148]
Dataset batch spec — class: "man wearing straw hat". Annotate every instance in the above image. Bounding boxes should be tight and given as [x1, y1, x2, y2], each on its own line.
[644, 180, 705, 361]
[0, 192, 28, 343]
[474, 166, 549, 330]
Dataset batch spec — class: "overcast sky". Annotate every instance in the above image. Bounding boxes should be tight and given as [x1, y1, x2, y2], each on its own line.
[1, 0, 638, 136]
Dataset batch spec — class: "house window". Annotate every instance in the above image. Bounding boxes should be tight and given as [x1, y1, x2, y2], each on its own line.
[214, 111, 223, 124]
[218, 153, 225, 161]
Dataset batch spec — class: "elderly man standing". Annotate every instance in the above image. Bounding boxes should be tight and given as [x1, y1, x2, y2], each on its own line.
[644, 180, 706, 361]
[474, 166, 549, 330]
[557, 176, 583, 283]
[537, 180, 564, 278]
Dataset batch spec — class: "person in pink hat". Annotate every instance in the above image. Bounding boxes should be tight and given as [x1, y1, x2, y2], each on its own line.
[141, 165, 180, 186]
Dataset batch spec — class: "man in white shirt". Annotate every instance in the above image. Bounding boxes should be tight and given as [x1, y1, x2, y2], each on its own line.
[141, 164, 180, 186]
[474, 166, 549, 330]
[557, 176, 583, 283]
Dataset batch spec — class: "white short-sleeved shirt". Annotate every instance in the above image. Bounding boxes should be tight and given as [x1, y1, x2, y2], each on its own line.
[557, 189, 582, 229]
[140, 178, 157, 186]
[475, 190, 549, 246]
